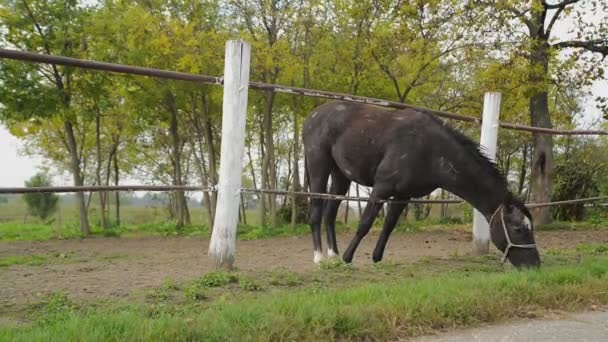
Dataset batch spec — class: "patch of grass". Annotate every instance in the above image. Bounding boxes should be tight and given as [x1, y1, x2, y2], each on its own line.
[3, 256, 608, 341]
[28, 292, 77, 325]
[538, 220, 608, 231]
[576, 243, 608, 255]
[196, 271, 239, 288]
[0, 255, 48, 268]
[184, 283, 208, 301]
[145, 279, 180, 303]
[238, 277, 264, 292]
[268, 268, 304, 287]
[319, 258, 352, 271]
[236, 223, 311, 240]
[0, 223, 82, 241]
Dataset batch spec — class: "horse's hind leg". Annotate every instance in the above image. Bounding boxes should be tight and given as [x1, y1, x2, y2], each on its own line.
[372, 199, 409, 263]
[306, 154, 332, 264]
[324, 169, 351, 258]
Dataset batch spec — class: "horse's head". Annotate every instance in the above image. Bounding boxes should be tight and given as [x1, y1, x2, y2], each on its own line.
[489, 193, 541, 269]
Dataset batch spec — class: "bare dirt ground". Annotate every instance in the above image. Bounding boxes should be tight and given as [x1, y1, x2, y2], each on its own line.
[1, 229, 608, 306]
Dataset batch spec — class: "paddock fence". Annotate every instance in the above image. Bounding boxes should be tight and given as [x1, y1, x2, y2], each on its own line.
[1, 42, 607, 269]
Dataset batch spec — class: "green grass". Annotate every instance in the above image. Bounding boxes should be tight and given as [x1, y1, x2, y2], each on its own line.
[2, 254, 608, 341]
[538, 219, 608, 231]
[0, 223, 82, 241]
[0, 255, 48, 267]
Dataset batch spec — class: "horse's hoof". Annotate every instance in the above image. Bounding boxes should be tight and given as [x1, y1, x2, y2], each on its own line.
[327, 249, 339, 258]
[313, 251, 324, 264]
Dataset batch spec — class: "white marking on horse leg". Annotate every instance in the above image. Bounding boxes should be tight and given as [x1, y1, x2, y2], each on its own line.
[327, 249, 338, 258]
[314, 250, 324, 264]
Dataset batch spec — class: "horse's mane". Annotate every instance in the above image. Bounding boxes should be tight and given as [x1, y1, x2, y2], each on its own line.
[425, 113, 506, 184]
[424, 112, 533, 219]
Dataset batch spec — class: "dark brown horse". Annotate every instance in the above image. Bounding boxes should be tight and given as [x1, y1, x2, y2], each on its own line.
[302, 100, 540, 268]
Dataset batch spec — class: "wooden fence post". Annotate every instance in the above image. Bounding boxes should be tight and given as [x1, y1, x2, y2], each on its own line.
[208, 40, 251, 269]
[472, 92, 501, 255]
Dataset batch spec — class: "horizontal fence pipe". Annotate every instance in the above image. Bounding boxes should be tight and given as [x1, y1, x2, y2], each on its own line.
[0, 185, 216, 194]
[2, 184, 607, 208]
[2, 48, 607, 136]
[526, 196, 608, 208]
[239, 188, 463, 204]
[0, 48, 223, 84]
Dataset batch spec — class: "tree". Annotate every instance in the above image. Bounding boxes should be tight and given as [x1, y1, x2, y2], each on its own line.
[0, 0, 93, 233]
[478, 0, 608, 224]
[228, 0, 298, 227]
[23, 173, 59, 221]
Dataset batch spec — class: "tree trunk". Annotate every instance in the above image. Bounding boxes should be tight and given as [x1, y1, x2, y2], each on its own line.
[291, 109, 301, 227]
[167, 92, 188, 229]
[262, 90, 278, 227]
[246, 140, 259, 190]
[201, 94, 218, 225]
[240, 193, 247, 225]
[95, 113, 108, 229]
[440, 189, 447, 220]
[259, 122, 267, 226]
[192, 139, 214, 229]
[356, 185, 362, 219]
[344, 189, 350, 224]
[64, 120, 90, 234]
[518, 144, 529, 196]
[114, 150, 120, 226]
[528, 41, 554, 225]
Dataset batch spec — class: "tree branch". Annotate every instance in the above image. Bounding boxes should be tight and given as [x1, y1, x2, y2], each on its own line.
[499, 2, 534, 32]
[542, 0, 582, 10]
[552, 39, 608, 57]
[545, 5, 564, 37]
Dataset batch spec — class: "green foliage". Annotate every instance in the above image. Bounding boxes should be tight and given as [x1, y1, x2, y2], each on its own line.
[22, 173, 59, 222]
[552, 137, 608, 221]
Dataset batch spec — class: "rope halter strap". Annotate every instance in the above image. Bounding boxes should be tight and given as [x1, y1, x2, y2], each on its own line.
[489, 204, 537, 263]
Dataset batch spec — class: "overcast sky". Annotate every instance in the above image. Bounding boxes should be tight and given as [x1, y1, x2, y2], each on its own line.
[0, 6, 606, 188]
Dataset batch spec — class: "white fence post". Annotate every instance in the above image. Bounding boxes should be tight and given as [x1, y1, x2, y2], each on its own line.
[472, 92, 501, 255]
[208, 40, 251, 269]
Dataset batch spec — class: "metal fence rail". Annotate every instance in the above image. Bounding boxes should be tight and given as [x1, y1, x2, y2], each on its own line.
[2, 185, 607, 208]
[1, 48, 606, 136]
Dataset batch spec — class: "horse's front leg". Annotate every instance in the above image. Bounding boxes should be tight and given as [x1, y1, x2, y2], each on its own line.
[342, 186, 391, 264]
[372, 199, 409, 263]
